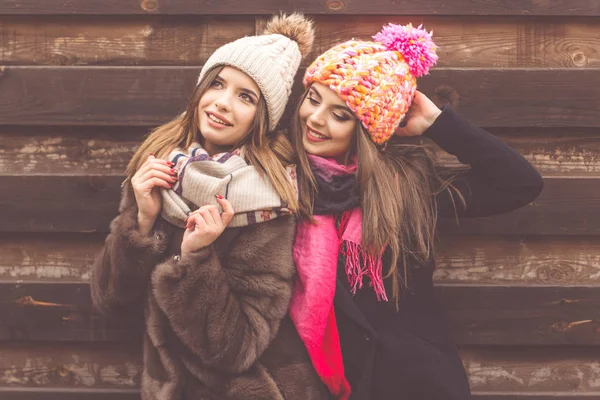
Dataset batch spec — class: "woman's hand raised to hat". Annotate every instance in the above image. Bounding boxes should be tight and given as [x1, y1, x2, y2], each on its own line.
[394, 91, 442, 137]
[132, 154, 179, 236]
[181, 196, 235, 256]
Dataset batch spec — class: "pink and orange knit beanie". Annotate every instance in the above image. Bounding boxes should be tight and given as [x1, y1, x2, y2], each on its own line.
[304, 23, 438, 144]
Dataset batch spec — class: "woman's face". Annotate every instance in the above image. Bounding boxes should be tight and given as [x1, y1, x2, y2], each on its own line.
[298, 82, 357, 161]
[197, 66, 261, 155]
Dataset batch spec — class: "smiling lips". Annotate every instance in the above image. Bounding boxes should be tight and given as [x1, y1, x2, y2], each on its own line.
[305, 126, 331, 143]
[206, 111, 233, 127]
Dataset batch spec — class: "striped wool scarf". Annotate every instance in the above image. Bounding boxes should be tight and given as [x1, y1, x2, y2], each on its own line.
[161, 143, 297, 228]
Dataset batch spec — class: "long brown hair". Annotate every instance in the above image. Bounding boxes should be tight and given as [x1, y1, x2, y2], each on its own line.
[126, 65, 298, 212]
[290, 87, 463, 305]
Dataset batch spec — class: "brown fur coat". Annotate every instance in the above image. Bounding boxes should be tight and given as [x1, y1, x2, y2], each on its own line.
[91, 185, 330, 399]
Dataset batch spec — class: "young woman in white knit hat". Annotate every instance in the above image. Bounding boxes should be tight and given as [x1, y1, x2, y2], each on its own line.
[91, 14, 330, 400]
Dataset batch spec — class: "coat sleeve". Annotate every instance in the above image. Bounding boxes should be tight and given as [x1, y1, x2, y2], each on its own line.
[426, 107, 544, 218]
[151, 215, 296, 374]
[90, 184, 170, 316]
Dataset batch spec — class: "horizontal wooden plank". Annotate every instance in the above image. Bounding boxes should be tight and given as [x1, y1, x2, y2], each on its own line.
[0, 342, 141, 388]
[1, 282, 599, 345]
[0, 67, 198, 126]
[0, 16, 255, 66]
[3, 343, 600, 396]
[439, 177, 600, 236]
[418, 69, 600, 128]
[2, 234, 599, 285]
[1, 0, 599, 15]
[4, 128, 600, 176]
[0, 234, 101, 281]
[463, 347, 600, 394]
[441, 285, 600, 345]
[4, 16, 600, 68]
[435, 236, 600, 285]
[0, 388, 139, 400]
[437, 129, 600, 178]
[1, 67, 599, 127]
[2, 176, 596, 235]
[0, 175, 123, 233]
[0, 127, 145, 175]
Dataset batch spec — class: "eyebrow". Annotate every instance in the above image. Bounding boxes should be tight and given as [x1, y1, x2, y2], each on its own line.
[240, 88, 259, 101]
[216, 75, 260, 101]
[310, 87, 353, 114]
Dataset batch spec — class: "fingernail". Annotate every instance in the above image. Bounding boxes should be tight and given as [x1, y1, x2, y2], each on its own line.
[167, 161, 175, 166]
[171, 168, 177, 174]
[216, 194, 224, 200]
[149, 153, 154, 157]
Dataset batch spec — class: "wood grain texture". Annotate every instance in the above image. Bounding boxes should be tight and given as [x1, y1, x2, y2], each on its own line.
[0, 175, 123, 233]
[4, 16, 600, 68]
[418, 69, 600, 128]
[0, 66, 198, 126]
[436, 129, 600, 178]
[1, 67, 599, 127]
[2, 282, 600, 345]
[0, 127, 145, 175]
[463, 347, 600, 394]
[0, 16, 255, 66]
[0, 342, 141, 388]
[0, 234, 102, 281]
[0, 388, 139, 400]
[1, 0, 599, 15]
[435, 236, 600, 285]
[439, 178, 600, 236]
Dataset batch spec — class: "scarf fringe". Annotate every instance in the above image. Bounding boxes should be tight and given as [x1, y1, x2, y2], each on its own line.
[337, 209, 388, 302]
[342, 241, 388, 302]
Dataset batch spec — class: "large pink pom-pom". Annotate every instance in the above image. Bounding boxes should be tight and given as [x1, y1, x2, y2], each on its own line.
[372, 23, 438, 77]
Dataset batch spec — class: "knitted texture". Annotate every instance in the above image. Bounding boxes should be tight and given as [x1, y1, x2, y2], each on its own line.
[198, 14, 314, 131]
[304, 23, 437, 144]
[161, 143, 297, 228]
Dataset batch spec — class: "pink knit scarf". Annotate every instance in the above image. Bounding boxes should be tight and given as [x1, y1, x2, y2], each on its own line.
[289, 155, 387, 400]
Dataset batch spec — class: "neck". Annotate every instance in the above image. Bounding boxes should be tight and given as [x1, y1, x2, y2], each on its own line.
[202, 139, 232, 156]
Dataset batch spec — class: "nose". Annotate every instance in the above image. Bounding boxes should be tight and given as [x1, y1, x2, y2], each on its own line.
[214, 91, 233, 112]
[307, 106, 326, 128]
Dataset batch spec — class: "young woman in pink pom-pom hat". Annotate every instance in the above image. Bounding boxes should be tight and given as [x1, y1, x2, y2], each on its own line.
[287, 23, 543, 400]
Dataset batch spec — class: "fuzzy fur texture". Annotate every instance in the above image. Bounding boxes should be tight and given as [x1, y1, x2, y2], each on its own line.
[91, 184, 330, 400]
[263, 13, 314, 59]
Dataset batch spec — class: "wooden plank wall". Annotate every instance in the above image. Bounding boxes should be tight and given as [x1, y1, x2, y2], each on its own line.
[1, 1, 600, 399]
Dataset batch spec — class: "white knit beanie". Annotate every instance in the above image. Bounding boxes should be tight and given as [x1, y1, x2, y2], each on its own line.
[198, 13, 314, 131]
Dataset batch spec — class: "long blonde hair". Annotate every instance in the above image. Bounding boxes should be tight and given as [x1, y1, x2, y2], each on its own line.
[290, 87, 463, 305]
[126, 66, 298, 212]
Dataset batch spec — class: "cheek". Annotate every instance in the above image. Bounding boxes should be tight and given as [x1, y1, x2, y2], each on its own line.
[238, 107, 256, 126]
[298, 101, 310, 123]
[197, 91, 212, 109]
[333, 122, 355, 145]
